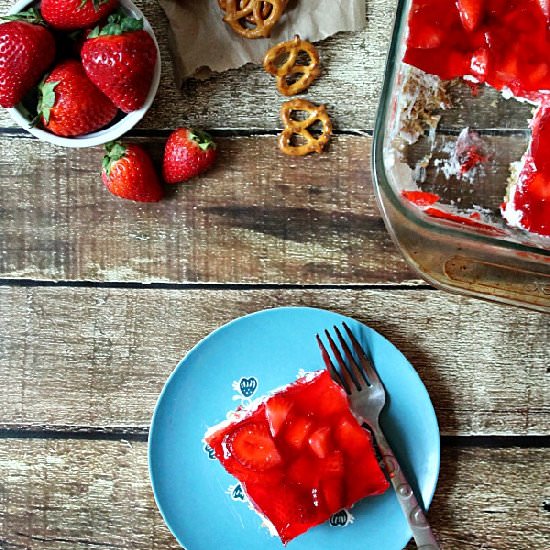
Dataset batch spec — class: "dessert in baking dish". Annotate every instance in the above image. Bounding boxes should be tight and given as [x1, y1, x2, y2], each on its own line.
[401, 0, 550, 237]
[204, 370, 389, 544]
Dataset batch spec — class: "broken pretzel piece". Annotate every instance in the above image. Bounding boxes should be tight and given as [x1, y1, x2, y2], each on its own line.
[264, 35, 321, 96]
[279, 98, 332, 156]
[221, 0, 287, 39]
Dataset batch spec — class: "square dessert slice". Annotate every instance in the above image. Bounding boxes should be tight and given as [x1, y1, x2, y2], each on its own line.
[204, 371, 389, 544]
[502, 105, 550, 237]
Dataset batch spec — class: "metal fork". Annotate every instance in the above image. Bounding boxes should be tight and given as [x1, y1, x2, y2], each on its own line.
[317, 323, 440, 550]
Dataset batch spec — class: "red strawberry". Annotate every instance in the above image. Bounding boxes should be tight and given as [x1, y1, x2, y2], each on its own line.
[401, 190, 440, 207]
[308, 426, 332, 459]
[41, 0, 119, 31]
[81, 13, 157, 113]
[101, 141, 163, 203]
[37, 59, 118, 137]
[282, 416, 313, 450]
[320, 476, 344, 512]
[265, 395, 293, 437]
[287, 455, 319, 487]
[333, 416, 371, 456]
[456, 0, 485, 32]
[226, 422, 282, 471]
[163, 128, 218, 184]
[0, 10, 55, 108]
[319, 450, 345, 478]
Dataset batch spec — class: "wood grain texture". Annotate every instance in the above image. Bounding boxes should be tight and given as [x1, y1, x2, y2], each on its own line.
[1, 286, 548, 435]
[0, 0, 535, 132]
[0, 135, 419, 284]
[1, 438, 548, 549]
[0, 134, 533, 285]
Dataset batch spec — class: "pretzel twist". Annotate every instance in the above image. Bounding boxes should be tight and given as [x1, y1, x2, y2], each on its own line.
[279, 99, 332, 156]
[264, 35, 321, 96]
[219, 0, 272, 23]
[222, 0, 286, 39]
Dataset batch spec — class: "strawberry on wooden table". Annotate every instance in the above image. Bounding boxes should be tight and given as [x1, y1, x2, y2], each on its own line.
[37, 59, 118, 137]
[81, 13, 157, 113]
[0, 9, 55, 108]
[163, 128, 218, 183]
[41, 0, 119, 31]
[101, 141, 163, 202]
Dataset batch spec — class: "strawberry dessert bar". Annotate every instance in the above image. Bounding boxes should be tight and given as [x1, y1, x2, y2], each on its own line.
[401, 0, 550, 237]
[204, 371, 389, 544]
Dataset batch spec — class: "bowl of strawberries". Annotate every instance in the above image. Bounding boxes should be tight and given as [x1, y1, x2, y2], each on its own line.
[2, 0, 161, 147]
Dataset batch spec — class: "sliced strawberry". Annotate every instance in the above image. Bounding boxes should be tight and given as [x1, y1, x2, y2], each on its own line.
[407, 24, 444, 49]
[308, 426, 332, 459]
[333, 416, 371, 456]
[401, 190, 440, 207]
[265, 395, 293, 437]
[294, 371, 348, 419]
[287, 455, 319, 487]
[282, 416, 313, 450]
[226, 422, 282, 471]
[247, 482, 318, 544]
[319, 450, 345, 478]
[456, 0, 485, 32]
[321, 476, 345, 513]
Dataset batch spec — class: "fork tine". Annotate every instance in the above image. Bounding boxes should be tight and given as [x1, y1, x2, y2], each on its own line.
[325, 329, 357, 392]
[316, 334, 346, 389]
[334, 325, 369, 387]
[342, 322, 381, 386]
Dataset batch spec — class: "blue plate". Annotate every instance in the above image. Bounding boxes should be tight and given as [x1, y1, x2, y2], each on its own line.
[149, 307, 440, 550]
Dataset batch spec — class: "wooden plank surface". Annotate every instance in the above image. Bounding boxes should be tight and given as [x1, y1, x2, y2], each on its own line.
[1, 438, 548, 549]
[0, 0, 534, 132]
[1, 286, 548, 435]
[0, 134, 530, 285]
[0, 135, 419, 284]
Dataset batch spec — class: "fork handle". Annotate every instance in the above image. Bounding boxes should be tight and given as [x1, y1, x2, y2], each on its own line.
[370, 422, 441, 549]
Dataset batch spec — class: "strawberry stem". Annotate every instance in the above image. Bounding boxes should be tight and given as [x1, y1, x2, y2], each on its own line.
[35, 79, 59, 126]
[103, 141, 127, 176]
[1, 8, 44, 25]
[189, 129, 217, 151]
[88, 12, 143, 38]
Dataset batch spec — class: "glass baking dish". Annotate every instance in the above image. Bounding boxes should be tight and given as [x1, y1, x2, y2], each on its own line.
[373, 0, 550, 312]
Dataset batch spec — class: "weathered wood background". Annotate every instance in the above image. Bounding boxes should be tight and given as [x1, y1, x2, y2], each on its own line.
[0, 0, 548, 549]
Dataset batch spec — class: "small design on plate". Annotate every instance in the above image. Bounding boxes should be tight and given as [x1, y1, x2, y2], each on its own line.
[227, 483, 247, 502]
[329, 509, 354, 527]
[204, 443, 216, 460]
[232, 376, 259, 403]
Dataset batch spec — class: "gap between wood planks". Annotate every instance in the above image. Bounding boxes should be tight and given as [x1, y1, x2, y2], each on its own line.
[0, 426, 549, 449]
[0, 127, 532, 139]
[0, 279, 433, 291]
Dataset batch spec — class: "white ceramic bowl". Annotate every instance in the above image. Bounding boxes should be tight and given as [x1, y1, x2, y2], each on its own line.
[6, 0, 162, 148]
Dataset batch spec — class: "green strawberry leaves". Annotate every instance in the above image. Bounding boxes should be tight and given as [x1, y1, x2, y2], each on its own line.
[35, 79, 59, 126]
[88, 12, 143, 38]
[1, 8, 44, 25]
[79, 0, 112, 11]
[189, 129, 217, 152]
[103, 141, 127, 176]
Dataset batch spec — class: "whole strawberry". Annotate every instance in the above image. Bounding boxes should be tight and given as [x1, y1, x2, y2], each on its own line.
[81, 13, 157, 113]
[41, 0, 119, 31]
[163, 128, 218, 184]
[37, 59, 118, 137]
[101, 141, 163, 202]
[0, 9, 55, 108]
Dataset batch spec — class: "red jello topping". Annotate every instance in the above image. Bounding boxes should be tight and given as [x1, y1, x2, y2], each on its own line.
[502, 105, 550, 236]
[205, 371, 389, 544]
[404, 0, 550, 101]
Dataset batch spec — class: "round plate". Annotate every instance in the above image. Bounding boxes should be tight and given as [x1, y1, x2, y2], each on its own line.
[149, 307, 440, 549]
